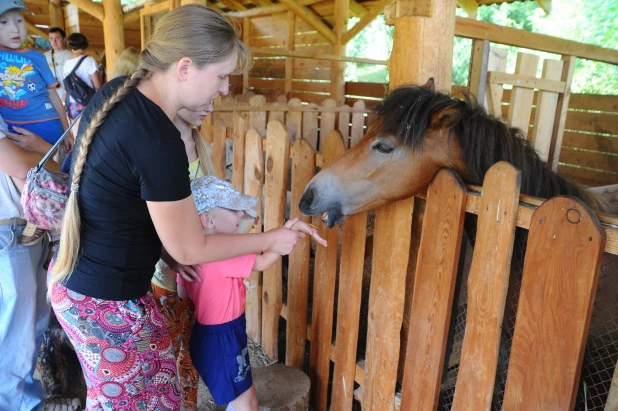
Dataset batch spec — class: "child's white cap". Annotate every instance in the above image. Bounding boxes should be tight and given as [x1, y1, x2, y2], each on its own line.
[191, 176, 258, 217]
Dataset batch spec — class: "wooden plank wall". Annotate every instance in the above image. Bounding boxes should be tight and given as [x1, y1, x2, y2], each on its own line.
[65, 8, 142, 60]
[228, 14, 388, 107]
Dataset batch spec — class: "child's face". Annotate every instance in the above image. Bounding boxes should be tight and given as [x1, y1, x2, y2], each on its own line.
[0, 10, 26, 49]
[177, 108, 208, 128]
[207, 207, 244, 235]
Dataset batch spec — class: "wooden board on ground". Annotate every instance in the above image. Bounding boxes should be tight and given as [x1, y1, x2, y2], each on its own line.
[400, 170, 467, 410]
[254, 365, 311, 410]
[503, 196, 606, 410]
[451, 162, 521, 410]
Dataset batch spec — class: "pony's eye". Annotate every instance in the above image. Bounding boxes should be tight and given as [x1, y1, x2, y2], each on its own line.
[373, 141, 394, 154]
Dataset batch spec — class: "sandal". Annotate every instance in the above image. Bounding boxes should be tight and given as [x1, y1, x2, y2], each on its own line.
[43, 396, 82, 411]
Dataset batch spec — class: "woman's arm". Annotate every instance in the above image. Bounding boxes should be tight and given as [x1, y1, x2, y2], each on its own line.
[0, 137, 58, 179]
[148, 197, 305, 266]
[4, 127, 54, 155]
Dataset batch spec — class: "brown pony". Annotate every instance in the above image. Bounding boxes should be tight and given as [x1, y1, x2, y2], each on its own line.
[299, 79, 618, 408]
[299, 79, 613, 225]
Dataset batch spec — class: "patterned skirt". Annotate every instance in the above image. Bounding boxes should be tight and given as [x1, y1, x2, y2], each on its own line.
[50, 281, 182, 411]
[151, 284, 199, 409]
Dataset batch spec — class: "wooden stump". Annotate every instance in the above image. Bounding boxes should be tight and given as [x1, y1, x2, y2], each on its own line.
[254, 365, 310, 411]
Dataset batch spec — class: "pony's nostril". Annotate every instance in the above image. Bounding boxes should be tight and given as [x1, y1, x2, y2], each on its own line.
[298, 189, 314, 213]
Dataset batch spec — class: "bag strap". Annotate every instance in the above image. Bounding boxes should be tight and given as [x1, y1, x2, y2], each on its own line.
[69, 56, 88, 77]
[35, 112, 83, 173]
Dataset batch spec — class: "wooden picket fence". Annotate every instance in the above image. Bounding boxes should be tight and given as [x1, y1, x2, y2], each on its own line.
[201, 96, 618, 408]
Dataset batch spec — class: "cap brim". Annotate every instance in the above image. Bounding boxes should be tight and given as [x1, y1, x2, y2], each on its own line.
[244, 208, 258, 218]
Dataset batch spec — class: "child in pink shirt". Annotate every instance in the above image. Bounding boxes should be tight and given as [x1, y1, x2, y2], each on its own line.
[177, 176, 326, 411]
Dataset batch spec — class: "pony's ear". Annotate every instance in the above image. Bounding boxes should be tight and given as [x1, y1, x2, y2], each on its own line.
[429, 104, 462, 129]
[422, 78, 435, 91]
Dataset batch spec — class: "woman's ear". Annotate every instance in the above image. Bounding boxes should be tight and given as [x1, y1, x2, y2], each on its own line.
[176, 57, 193, 82]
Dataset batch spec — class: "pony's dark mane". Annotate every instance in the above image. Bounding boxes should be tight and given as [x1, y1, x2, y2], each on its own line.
[376, 85, 601, 208]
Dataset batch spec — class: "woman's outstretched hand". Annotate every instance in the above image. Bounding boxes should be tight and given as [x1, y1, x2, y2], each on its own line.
[266, 217, 306, 255]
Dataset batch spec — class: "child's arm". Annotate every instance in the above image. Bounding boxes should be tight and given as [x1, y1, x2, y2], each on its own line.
[177, 283, 188, 300]
[48, 89, 69, 132]
[252, 219, 327, 272]
[48, 89, 73, 151]
[253, 251, 280, 272]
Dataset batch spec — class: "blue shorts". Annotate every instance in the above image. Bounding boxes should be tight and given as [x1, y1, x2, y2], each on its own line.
[6, 119, 63, 145]
[190, 313, 252, 405]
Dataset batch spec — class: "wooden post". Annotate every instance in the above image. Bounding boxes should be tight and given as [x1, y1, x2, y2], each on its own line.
[243, 17, 250, 94]
[49, 0, 65, 30]
[547, 55, 576, 171]
[507, 52, 539, 138]
[330, 0, 348, 104]
[64, 3, 81, 34]
[468, 39, 489, 105]
[102, 0, 125, 73]
[285, 11, 295, 97]
[362, 0, 456, 410]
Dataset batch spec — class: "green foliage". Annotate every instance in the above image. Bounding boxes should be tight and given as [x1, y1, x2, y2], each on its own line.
[345, 0, 617, 94]
[345, 15, 392, 83]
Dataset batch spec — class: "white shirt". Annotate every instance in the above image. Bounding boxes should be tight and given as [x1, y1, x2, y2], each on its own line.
[44, 49, 73, 101]
[63, 55, 98, 104]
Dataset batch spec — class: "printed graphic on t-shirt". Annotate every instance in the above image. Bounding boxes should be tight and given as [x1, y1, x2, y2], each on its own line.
[0, 49, 58, 122]
[0, 61, 35, 107]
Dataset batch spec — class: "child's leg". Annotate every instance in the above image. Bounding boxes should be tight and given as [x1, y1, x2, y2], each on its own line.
[7, 119, 63, 145]
[229, 385, 258, 411]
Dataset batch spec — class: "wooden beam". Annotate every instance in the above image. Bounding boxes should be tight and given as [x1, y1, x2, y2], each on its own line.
[67, 0, 104, 21]
[103, 0, 125, 72]
[349, 0, 368, 18]
[24, 19, 48, 38]
[456, 0, 478, 19]
[455, 16, 618, 65]
[218, 0, 247, 11]
[331, 0, 348, 104]
[123, 8, 140, 25]
[277, 0, 336, 44]
[536, 0, 551, 14]
[250, 46, 387, 65]
[224, 0, 325, 18]
[285, 10, 295, 96]
[48, 1, 65, 30]
[342, 0, 392, 44]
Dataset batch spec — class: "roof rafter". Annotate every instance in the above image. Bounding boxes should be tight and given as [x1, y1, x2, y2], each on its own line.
[457, 0, 478, 19]
[277, 0, 336, 44]
[224, 0, 324, 19]
[66, 0, 104, 21]
[342, 0, 393, 44]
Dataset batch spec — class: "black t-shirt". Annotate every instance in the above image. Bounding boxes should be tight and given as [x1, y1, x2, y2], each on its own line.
[64, 76, 191, 300]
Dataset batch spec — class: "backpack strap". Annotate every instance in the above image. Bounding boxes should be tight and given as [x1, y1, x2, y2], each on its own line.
[69, 56, 88, 76]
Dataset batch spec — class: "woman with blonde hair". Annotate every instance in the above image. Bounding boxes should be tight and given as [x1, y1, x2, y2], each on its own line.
[150, 109, 216, 411]
[49, 5, 309, 410]
[109, 46, 140, 80]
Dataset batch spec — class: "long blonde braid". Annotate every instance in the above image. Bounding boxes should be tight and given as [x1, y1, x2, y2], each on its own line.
[50, 70, 149, 290]
[49, 5, 251, 294]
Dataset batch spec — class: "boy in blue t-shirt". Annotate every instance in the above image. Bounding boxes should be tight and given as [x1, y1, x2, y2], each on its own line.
[0, 0, 70, 146]
[0, 0, 73, 246]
